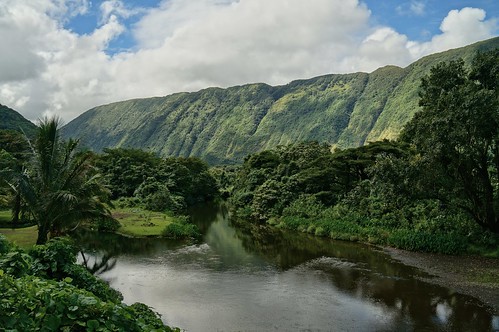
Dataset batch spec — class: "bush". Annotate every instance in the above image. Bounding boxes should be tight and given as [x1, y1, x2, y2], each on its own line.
[144, 190, 186, 213]
[0, 251, 32, 277]
[162, 222, 200, 240]
[0, 273, 178, 331]
[114, 196, 141, 208]
[282, 195, 325, 219]
[0, 234, 10, 254]
[96, 217, 121, 232]
[387, 229, 468, 254]
[63, 264, 123, 303]
[29, 237, 77, 279]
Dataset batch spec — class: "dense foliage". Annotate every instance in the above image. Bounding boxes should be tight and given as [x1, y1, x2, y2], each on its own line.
[229, 140, 408, 221]
[227, 45, 499, 258]
[0, 104, 37, 137]
[3, 118, 114, 244]
[96, 148, 218, 211]
[401, 50, 499, 233]
[0, 129, 31, 221]
[0, 235, 178, 331]
[62, 37, 499, 164]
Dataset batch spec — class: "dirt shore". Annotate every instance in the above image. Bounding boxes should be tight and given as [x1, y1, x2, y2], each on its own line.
[384, 247, 499, 314]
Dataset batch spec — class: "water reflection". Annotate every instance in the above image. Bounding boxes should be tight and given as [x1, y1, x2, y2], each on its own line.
[74, 203, 497, 331]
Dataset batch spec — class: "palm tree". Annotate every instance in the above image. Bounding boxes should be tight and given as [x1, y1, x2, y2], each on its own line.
[16, 117, 113, 244]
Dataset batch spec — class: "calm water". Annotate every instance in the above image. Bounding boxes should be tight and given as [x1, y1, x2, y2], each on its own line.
[74, 204, 498, 332]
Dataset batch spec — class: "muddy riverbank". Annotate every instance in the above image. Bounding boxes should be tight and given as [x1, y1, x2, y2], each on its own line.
[385, 247, 499, 314]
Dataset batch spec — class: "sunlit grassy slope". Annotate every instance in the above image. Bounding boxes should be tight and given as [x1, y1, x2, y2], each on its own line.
[113, 207, 174, 237]
[62, 37, 499, 164]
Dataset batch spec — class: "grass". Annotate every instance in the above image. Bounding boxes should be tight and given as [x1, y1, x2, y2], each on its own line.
[0, 207, 179, 245]
[0, 225, 37, 249]
[112, 207, 175, 237]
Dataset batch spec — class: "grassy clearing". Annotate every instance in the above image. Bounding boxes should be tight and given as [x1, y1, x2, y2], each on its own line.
[112, 207, 175, 237]
[0, 225, 37, 249]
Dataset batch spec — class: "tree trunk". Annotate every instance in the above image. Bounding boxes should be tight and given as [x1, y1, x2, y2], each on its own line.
[11, 193, 21, 225]
[36, 223, 49, 245]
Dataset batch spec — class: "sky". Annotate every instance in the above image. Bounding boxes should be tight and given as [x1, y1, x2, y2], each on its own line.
[0, 0, 498, 123]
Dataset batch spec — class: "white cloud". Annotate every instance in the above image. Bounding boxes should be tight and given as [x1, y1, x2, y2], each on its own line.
[409, 7, 497, 58]
[341, 28, 412, 72]
[0, 0, 497, 123]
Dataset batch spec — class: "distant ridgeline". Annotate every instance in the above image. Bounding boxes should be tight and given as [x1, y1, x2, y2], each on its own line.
[60, 37, 499, 164]
[0, 104, 37, 137]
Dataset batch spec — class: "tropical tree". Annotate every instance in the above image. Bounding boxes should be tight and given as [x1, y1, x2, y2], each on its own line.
[0, 130, 31, 223]
[401, 50, 499, 233]
[15, 118, 113, 244]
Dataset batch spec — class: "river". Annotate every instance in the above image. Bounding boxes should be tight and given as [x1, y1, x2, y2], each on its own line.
[74, 203, 498, 331]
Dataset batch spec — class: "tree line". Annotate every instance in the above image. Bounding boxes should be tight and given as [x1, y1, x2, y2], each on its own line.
[0, 121, 218, 244]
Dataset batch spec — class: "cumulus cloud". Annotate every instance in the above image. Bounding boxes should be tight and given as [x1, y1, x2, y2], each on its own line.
[409, 7, 497, 58]
[0, 0, 497, 123]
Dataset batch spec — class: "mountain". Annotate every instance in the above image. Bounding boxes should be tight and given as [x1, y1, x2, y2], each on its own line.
[62, 37, 499, 164]
[0, 104, 37, 137]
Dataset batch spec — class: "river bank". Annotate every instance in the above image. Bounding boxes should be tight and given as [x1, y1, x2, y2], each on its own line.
[385, 247, 499, 314]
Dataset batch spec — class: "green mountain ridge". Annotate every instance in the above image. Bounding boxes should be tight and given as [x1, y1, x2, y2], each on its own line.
[56, 36, 499, 163]
[0, 104, 37, 137]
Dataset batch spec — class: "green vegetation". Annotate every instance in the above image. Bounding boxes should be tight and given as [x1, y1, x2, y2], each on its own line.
[61, 37, 499, 164]
[92, 148, 218, 239]
[96, 148, 218, 208]
[112, 206, 174, 237]
[0, 236, 179, 331]
[0, 104, 37, 137]
[113, 208, 199, 240]
[1, 118, 114, 244]
[225, 49, 499, 255]
[0, 210, 10, 223]
[0, 121, 216, 243]
[401, 50, 499, 233]
[162, 217, 201, 240]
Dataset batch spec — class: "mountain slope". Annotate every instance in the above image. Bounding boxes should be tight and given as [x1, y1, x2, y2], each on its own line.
[0, 104, 37, 137]
[62, 37, 499, 164]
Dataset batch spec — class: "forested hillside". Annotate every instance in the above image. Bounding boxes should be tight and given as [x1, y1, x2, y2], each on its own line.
[61, 37, 499, 164]
[0, 104, 37, 137]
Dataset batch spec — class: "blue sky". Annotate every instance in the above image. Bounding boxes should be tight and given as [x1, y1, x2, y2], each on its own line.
[0, 0, 498, 122]
[364, 0, 499, 38]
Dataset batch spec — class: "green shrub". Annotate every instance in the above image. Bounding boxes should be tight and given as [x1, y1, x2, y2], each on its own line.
[0, 251, 32, 277]
[144, 189, 186, 213]
[0, 234, 10, 254]
[114, 196, 141, 208]
[162, 222, 200, 240]
[280, 216, 311, 231]
[0, 273, 178, 331]
[283, 195, 325, 219]
[96, 217, 121, 232]
[63, 264, 123, 303]
[29, 237, 77, 279]
[387, 229, 468, 254]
